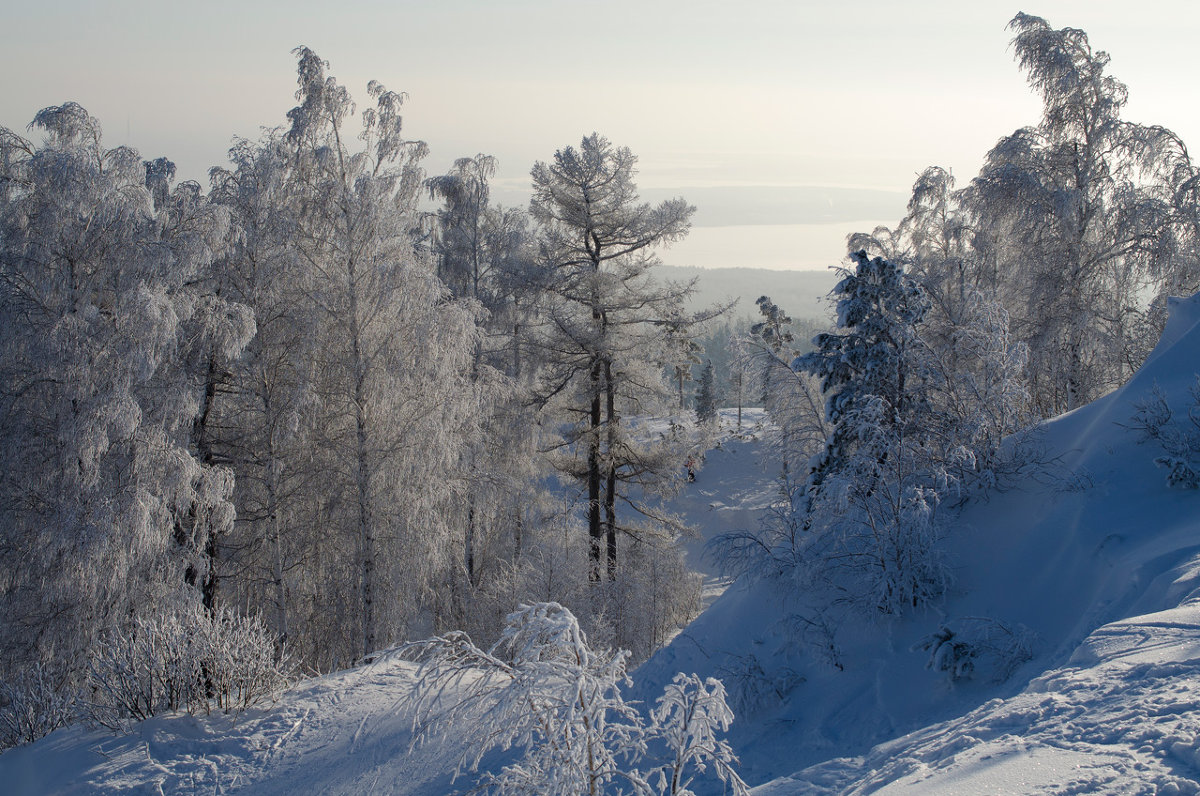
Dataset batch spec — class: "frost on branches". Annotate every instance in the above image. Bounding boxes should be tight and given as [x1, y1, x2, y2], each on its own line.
[0, 102, 250, 677]
[793, 251, 951, 614]
[1129, 378, 1200, 489]
[408, 602, 748, 796]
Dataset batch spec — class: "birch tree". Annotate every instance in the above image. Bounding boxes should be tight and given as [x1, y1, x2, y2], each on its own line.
[208, 133, 320, 652]
[426, 155, 548, 635]
[965, 13, 1175, 414]
[0, 104, 245, 675]
[282, 49, 480, 660]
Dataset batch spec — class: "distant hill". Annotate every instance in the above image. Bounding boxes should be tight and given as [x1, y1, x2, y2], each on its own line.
[656, 264, 838, 323]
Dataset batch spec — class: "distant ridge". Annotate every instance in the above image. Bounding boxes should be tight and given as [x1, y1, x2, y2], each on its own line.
[656, 264, 838, 322]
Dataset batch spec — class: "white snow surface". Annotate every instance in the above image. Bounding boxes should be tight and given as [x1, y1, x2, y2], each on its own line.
[7, 296, 1200, 794]
[0, 649, 475, 794]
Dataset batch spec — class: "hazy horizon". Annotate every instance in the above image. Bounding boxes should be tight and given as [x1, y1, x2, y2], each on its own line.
[4, 1, 1196, 270]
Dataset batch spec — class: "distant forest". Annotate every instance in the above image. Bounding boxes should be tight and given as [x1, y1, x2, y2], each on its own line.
[659, 264, 836, 322]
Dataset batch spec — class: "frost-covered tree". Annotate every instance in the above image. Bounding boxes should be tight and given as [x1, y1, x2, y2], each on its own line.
[738, 296, 828, 471]
[0, 104, 246, 676]
[965, 13, 1177, 414]
[425, 155, 552, 636]
[280, 49, 480, 660]
[207, 132, 322, 653]
[848, 168, 1032, 481]
[799, 252, 931, 493]
[695, 360, 718, 424]
[795, 251, 950, 613]
[529, 133, 703, 583]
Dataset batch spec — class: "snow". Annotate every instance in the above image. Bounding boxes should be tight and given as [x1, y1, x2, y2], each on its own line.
[0, 652, 467, 795]
[7, 296, 1200, 794]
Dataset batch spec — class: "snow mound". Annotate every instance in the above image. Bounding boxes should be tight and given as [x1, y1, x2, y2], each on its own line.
[636, 294, 1200, 794]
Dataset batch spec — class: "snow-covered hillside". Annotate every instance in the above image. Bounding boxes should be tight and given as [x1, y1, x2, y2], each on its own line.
[639, 293, 1200, 794]
[6, 296, 1200, 794]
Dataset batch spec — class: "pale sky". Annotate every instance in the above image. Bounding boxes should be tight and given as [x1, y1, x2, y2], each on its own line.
[3, 1, 1198, 269]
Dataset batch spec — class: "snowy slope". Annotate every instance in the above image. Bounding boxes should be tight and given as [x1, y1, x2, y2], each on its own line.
[0, 650, 478, 795]
[638, 293, 1200, 794]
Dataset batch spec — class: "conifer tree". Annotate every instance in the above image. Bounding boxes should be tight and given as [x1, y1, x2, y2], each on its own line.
[529, 133, 700, 582]
[695, 360, 719, 424]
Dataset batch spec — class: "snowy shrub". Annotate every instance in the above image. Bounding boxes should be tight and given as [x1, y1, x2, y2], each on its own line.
[193, 607, 297, 713]
[607, 538, 703, 663]
[707, 472, 807, 582]
[914, 617, 1035, 684]
[779, 611, 844, 672]
[408, 602, 748, 796]
[87, 610, 199, 727]
[86, 603, 294, 729]
[715, 653, 804, 719]
[1129, 379, 1200, 490]
[648, 673, 745, 796]
[0, 664, 77, 750]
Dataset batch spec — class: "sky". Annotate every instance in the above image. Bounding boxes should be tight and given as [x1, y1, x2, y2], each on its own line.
[3, 1, 1198, 270]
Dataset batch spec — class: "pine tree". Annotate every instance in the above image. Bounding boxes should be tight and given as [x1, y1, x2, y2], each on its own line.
[795, 251, 948, 613]
[798, 251, 931, 502]
[695, 360, 719, 424]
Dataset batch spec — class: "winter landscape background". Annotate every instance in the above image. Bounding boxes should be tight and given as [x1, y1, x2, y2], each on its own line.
[4, 4, 1200, 794]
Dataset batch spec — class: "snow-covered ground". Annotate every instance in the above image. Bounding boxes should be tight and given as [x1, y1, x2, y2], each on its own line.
[0, 650, 476, 795]
[7, 297, 1200, 794]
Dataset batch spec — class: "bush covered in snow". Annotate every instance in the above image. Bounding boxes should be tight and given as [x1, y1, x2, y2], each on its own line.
[913, 617, 1035, 684]
[1130, 379, 1200, 490]
[0, 663, 76, 750]
[408, 602, 748, 795]
[86, 603, 295, 729]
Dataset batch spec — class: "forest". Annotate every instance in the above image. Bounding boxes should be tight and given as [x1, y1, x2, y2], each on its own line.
[3, 11, 1200, 793]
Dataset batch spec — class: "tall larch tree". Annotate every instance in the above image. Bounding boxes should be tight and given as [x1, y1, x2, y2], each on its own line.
[530, 133, 698, 582]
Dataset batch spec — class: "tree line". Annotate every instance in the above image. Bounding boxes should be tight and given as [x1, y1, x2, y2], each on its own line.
[0, 46, 716, 709]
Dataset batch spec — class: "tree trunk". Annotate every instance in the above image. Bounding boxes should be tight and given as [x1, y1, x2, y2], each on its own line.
[193, 352, 221, 613]
[604, 358, 618, 581]
[348, 259, 376, 658]
[588, 357, 604, 583]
